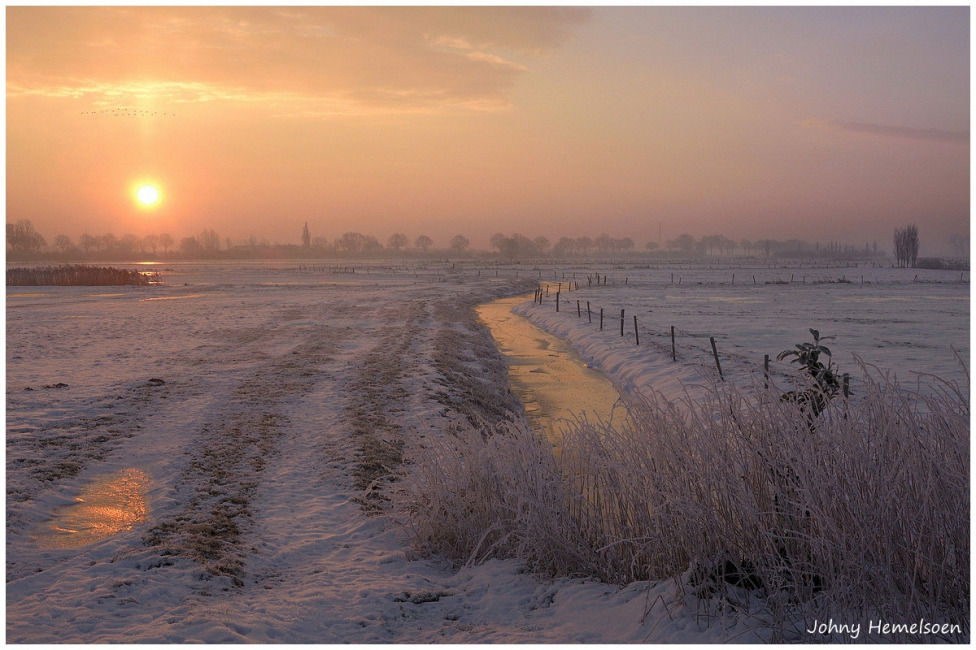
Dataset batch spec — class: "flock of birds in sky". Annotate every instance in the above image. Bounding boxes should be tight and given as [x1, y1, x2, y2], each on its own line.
[80, 108, 176, 117]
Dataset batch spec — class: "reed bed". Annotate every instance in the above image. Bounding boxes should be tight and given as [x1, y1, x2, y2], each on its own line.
[399, 361, 969, 640]
[6, 264, 158, 286]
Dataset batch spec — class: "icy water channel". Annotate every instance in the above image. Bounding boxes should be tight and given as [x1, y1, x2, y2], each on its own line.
[477, 295, 622, 448]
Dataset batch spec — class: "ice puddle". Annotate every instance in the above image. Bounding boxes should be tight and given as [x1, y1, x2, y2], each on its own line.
[32, 468, 151, 549]
[476, 295, 621, 449]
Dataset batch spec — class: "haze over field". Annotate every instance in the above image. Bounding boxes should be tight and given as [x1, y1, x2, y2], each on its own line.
[6, 6, 970, 255]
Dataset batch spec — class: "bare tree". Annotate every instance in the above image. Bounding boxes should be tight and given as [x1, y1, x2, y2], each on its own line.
[575, 236, 594, 255]
[449, 234, 470, 253]
[180, 236, 203, 256]
[490, 233, 515, 257]
[388, 232, 408, 252]
[80, 233, 98, 255]
[339, 232, 366, 254]
[100, 233, 118, 254]
[6, 219, 46, 252]
[552, 237, 575, 256]
[667, 233, 696, 255]
[199, 228, 220, 253]
[119, 234, 142, 257]
[415, 235, 433, 253]
[54, 234, 74, 254]
[301, 222, 311, 248]
[363, 235, 383, 254]
[949, 233, 969, 258]
[158, 233, 174, 254]
[143, 234, 160, 255]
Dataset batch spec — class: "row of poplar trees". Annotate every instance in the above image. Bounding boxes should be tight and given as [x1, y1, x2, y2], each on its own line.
[893, 224, 919, 268]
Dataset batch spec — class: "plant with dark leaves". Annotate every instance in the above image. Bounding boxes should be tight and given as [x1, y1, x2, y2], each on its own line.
[777, 328, 841, 422]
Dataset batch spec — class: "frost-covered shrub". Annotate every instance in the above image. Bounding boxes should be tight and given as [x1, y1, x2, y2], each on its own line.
[398, 362, 969, 640]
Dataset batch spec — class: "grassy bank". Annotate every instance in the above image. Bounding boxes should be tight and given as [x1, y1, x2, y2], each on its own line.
[399, 362, 969, 641]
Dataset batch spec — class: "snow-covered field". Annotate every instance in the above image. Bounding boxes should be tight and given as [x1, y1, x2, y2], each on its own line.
[516, 262, 968, 402]
[5, 259, 969, 642]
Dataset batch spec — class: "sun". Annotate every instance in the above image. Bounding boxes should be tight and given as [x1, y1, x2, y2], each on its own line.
[135, 184, 160, 207]
[137, 185, 159, 205]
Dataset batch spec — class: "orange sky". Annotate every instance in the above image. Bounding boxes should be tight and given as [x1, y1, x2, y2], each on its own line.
[6, 6, 970, 254]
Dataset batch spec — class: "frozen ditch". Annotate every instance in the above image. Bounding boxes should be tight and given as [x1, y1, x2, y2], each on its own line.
[475, 295, 622, 450]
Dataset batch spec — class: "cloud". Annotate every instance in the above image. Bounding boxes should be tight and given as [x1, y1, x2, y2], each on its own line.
[807, 118, 968, 144]
[6, 6, 589, 117]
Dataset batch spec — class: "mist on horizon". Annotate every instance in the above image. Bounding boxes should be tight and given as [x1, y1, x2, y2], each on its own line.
[6, 6, 970, 257]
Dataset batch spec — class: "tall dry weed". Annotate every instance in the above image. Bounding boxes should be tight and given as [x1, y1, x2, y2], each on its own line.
[398, 362, 969, 639]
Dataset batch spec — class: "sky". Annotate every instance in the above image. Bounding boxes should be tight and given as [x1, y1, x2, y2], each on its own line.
[6, 6, 970, 254]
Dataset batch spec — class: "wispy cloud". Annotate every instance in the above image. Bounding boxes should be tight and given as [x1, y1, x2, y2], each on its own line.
[7, 7, 589, 117]
[807, 118, 968, 144]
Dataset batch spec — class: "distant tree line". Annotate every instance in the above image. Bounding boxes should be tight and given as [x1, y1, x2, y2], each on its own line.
[654, 232, 888, 261]
[6, 218, 958, 265]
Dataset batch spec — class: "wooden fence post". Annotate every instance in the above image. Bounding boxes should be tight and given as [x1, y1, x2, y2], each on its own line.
[671, 326, 676, 361]
[710, 336, 724, 380]
[620, 308, 625, 336]
[633, 315, 639, 345]
[600, 308, 604, 331]
[587, 301, 591, 323]
[556, 291, 560, 312]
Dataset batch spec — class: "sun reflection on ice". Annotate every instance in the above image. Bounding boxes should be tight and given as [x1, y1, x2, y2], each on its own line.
[476, 295, 621, 451]
[33, 468, 151, 549]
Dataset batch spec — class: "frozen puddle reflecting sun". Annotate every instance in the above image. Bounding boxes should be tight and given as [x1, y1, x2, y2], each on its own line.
[477, 296, 621, 448]
[33, 468, 151, 549]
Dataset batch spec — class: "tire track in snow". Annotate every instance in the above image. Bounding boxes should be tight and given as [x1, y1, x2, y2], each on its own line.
[346, 299, 426, 512]
[141, 321, 341, 587]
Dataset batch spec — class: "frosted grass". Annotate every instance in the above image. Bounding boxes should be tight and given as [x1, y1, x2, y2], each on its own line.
[400, 361, 969, 642]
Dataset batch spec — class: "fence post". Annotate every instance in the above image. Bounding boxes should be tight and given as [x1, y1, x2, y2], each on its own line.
[620, 308, 625, 336]
[710, 336, 724, 380]
[577, 300, 581, 318]
[633, 315, 639, 345]
[587, 301, 591, 323]
[764, 354, 769, 389]
[600, 308, 604, 331]
[671, 326, 676, 361]
[556, 291, 560, 312]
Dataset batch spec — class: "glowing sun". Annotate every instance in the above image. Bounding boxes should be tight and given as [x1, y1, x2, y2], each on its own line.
[136, 184, 160, 206]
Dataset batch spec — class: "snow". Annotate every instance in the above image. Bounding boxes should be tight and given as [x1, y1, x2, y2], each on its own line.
[5, 260, 967, 643]
[514, 263, 968, 403]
